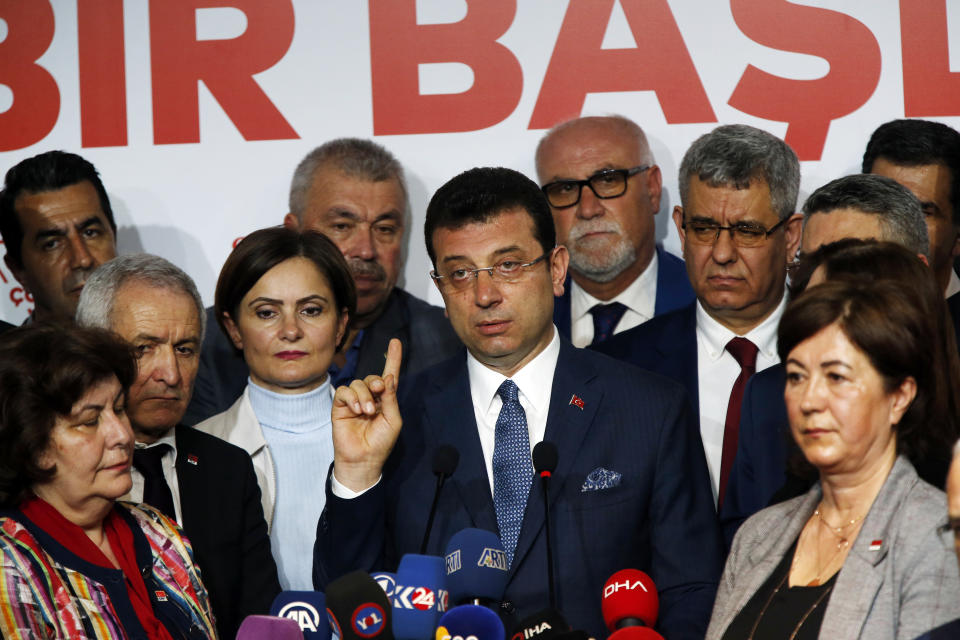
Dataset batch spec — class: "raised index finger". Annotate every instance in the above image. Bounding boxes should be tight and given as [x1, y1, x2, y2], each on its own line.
[382, 337, 403, 382]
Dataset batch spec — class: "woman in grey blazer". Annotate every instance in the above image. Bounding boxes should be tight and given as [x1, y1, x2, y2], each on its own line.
[708, 275, 960, 640]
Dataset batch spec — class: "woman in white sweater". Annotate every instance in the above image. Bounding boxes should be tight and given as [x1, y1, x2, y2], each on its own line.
[197, 227, 354, 590]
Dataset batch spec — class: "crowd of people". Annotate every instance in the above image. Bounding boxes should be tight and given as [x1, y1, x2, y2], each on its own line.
[0, 115, 959, 639]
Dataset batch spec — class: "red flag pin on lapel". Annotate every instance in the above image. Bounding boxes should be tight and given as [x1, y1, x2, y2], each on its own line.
[569, 394, 585, 410]
[187, 454, 198, 466]
[154, 590, 168, 601]
[869, 539, 882, 551]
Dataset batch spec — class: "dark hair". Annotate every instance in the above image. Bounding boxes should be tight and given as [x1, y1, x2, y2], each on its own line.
[214, 227, 356, 351]
[0, 151, 117, 268]
[862, 119, 960, 226]
[0, 326, 137, 507]
[801, 174, 928, 256]
[424, 167, 555, 267]
[778, 278, 959, 483]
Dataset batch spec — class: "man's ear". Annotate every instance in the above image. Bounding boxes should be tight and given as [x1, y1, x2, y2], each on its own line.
[283, 213, 300, 231]
[645, 165, 663, 213]
[784, 213, 803, 266]
[550, 246, 569, 297]
[672, 207, 686, 253]
[4, 253, 28, 290]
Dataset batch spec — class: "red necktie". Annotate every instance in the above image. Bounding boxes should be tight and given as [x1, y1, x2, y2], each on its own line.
[718, 337, 758, 510]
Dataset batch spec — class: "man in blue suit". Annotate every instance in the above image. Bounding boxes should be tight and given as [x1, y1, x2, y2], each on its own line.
[314, 167, 721, 640]
[535, 116, 693, 346]
[594, 125, 802, 511]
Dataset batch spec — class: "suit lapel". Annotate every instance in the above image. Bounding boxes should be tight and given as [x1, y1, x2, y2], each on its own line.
[174, 427, 202, 529]
[510, 341, 601, 577]
[423, 360, 499, 535]
[653, 305, 700, 415]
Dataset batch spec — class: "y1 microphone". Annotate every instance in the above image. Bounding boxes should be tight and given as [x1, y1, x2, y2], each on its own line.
[436, 604, 506, 640]
[532, 441, 558, 608]
[236, 615, 306, 639]
[421, 444, 460, 553]
[393, 554, 448, 640]
[271, 591, 331, 640]
[601, 570, 658, 632]
[326, 570, 394, 640]
[443, 528, 510, 607]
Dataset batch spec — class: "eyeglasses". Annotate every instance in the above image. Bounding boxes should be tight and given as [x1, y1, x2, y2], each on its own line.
[430, 252, 551, 291]
[681, 216, 789, 248]
[541, 166, 650, 209]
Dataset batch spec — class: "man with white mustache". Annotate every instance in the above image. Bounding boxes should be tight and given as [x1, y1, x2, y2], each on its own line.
[184, 138, 461, 425]
[535, 116, 694, 347]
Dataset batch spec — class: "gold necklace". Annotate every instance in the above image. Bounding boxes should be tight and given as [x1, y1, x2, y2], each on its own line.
[746, 561, 836, 640]
[814, 505, 865, 550]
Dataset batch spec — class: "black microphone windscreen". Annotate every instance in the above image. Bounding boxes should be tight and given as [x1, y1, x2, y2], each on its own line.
[433, 445, 460, 476]
[532, 441, 558, 474]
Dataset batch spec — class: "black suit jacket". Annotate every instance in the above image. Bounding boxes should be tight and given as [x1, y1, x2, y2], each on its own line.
[314, 341, 722, 640]
[174, 425, 281, 639]
[183, 288, 461, 425]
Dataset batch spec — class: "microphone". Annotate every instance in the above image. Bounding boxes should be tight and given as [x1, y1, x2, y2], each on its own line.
[443, 528, 510, 607]
[421, 445, 459, 553]
[372, 571, 398, 598]
[326, 570, 394, 640]
[437, 604, 506, 640]
[510, 607, 570, 640]
[236, 615, 306, 639]
[271, 591, 331, 640]
[607, 628, 663, 640]
[601, 570, 658, 632]
[532, 441, 558, 608]
[393, 554, 448, 640]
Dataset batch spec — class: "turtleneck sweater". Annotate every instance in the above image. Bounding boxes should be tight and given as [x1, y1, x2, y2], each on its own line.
[248, 379, 334, 590]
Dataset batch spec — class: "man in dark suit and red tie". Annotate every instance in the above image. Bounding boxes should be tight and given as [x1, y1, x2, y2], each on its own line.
[314, 167, 721, 640]
[594, 124, 803, 511]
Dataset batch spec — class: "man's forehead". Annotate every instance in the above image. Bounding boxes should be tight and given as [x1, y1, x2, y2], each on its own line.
[113, 282, 200, 333]
[15, 182, 107, 229]
[434, 210, 540, 260]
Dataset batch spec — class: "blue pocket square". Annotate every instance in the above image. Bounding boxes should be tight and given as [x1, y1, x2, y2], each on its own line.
[582, 467, 621, 492]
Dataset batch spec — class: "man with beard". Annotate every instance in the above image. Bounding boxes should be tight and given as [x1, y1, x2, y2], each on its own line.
[185, 138, 461, 425]
[535, 116, 694, 347]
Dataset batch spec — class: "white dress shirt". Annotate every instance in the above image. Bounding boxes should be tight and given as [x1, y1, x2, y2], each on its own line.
[947, 270, 960, 299]
[569, 251, 658, 347]
[332, 328, 561, 498]
[695, 294, 785, 505]
[125, 429, 183, 523]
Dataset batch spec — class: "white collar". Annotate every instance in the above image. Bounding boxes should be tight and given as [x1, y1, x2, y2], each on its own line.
[695, 293, 786, 362]
[134, 428, 178, 458]
[570, 250, 658, 321]
[467, 327, 560, 418]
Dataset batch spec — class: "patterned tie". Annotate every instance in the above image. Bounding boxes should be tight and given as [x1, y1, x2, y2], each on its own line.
[492, 380, 533, 567]
[718, 337, 759, 510]
[133, 443, 176, 519]
[589, 302, 628, 345]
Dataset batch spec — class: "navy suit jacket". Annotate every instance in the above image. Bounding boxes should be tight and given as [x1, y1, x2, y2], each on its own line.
[174, 425, 281, 639]
[313, 340, 722, 640]
[553, 246, 694, 340]
[183, 288, 461, 425]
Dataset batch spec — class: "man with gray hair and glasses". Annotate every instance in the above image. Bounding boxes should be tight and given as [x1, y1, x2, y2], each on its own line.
[185, 138, 460, 425]
[595, 124, 803, 512]
[77, 254, 280, 639]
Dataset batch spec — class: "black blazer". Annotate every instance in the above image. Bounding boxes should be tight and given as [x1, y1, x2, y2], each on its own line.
[175, 425, 281, 639]
[183, 288, 461, 425]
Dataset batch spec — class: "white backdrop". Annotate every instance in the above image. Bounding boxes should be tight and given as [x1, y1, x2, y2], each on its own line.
[1, 0, 959, 323]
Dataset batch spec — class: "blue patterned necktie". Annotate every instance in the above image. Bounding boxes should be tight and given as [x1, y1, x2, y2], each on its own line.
[492, 379, 533, 567]
[589, 302, 628, 345]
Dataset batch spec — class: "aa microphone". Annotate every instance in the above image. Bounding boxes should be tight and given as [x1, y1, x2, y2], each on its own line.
[236, 615, 306, 639]
[271, 591, 331, 640]
[601, 570, 658, 632]
[443, 528, 509, 607]
[326, 570, 394, 640]
[421, 445, 460, 553]
[532, 441, 559, 608]
[436, 604, 506, 640]
[511, 607, 570, 640]
[393, 554, 448, 640]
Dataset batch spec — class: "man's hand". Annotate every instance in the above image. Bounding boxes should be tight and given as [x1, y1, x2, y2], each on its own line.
[331, 338, 403, 492]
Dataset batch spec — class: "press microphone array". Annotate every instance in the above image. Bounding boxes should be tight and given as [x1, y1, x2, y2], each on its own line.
[271, 591, 331, 640]
[421, 444, 460, 553]
[532, 441, 559, 609]
[443, 528, 510, 609]
[601, 570, 662, 640]
[326, 570, 394, 640]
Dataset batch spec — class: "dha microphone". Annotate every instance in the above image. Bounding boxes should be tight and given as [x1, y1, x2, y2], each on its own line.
[421, 445, 460, 553]
[601, 570, 658, 632]
[437, 605, 506, 640]
[443, 528, 509, 607]
[326, 570, 394, 640]
[393, 554, 448, 640]
[532, 441, 559, 608]
[511, 607, 570, 640]
[271, 591, 331, 640]
[236, 615, 306, 639]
